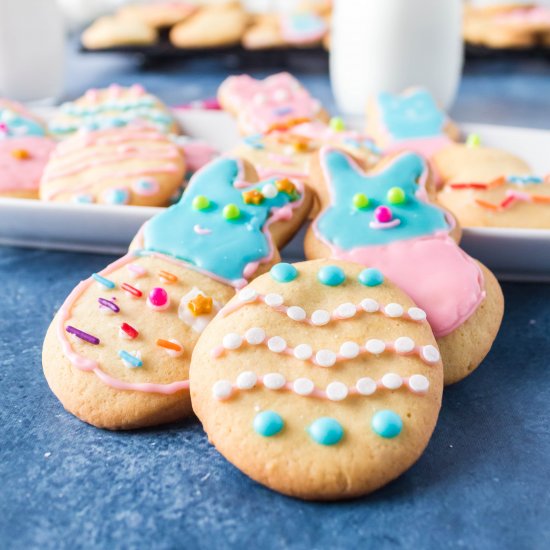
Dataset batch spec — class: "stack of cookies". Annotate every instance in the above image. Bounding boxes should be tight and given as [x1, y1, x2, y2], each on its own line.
[43, 72, 550, 500]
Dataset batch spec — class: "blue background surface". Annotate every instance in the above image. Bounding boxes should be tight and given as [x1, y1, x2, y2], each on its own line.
[1, 45, 549, 549]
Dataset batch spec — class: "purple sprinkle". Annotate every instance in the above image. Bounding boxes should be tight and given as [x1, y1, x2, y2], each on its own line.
[273, 106, 293, 116]
[98, 297, 120, 313]
[65, 325, 100, 345]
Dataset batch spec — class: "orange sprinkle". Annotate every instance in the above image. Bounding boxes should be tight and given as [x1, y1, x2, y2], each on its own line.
[159, 270, 178, 283]
[532, 195, 550, 204]
[488, 176, 506, 188]
[11, 149, 30, 160]
[187, 294, 213, 316]
[475, 199, 500, 210]
[156, 339, 181, 352]
[242, 189, 264, 205]
[266, 117, 311, 134]
[276, 178, 297, 196]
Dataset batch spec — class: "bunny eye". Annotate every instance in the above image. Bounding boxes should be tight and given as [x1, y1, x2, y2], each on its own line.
[352, 193, 369, 209]
[223, 203, 241, 220]
[192, 195, 211, 211]
[387, 187, 406, 205]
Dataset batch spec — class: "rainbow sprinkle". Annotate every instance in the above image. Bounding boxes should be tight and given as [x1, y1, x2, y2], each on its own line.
[121, 282, 142, 298]
[98, 297, 120, 313]
[65, 325, 100, 345]
[118, 350, 142, 368]
[92, 273, 116, 289]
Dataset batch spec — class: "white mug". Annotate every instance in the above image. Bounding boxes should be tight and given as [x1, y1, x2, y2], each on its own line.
[330, 0, 464, 116]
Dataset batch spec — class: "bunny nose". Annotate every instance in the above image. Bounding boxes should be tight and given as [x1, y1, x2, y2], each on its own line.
[369, 206, 401, 230]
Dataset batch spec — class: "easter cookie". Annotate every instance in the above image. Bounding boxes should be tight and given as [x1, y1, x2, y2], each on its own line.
[438, 174, 550, 229]
[0, 98, 48, 138]
[42, 157, 312, 429]
[170, 2, 249, 49]
[190, 259, 444, 499]
[305, 148, 504, 385]
[40, 126, 186, 206]
[218, 72, 329, 135]
[118, 1, 196, 28]
[82, 15, 158, 50]
[0, 137, 56, 199]
[49, 84, 179, 137]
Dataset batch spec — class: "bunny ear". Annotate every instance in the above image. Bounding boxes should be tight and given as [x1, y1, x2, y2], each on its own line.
[320, 147, 365, 197]
[379, 152, 428, 188]
[183, 156, 241, 201]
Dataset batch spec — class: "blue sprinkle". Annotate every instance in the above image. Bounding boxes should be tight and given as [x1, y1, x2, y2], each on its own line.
[253, 411, 284, 437]
[508, 175, 543, 185]
[103, 188, 129, 205]
[358, 268, 384, 287]
[243, 134, 265, 150]
[317, 265, 346, 287]
[92, 273, 116, 289]
[270, 262, 298, 283]
[308, 417, 344, 446]
[118, 350, 142, 368]
[372, 410, 403, 438]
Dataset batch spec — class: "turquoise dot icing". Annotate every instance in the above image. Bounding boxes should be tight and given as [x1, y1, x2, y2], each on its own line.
[371, 410, 403, 438]
[358, 268, 384, 287]
[315, 150, 450, 249]
[378, 89, 445, 140]
[104, 188, 129, 205]
[270, 262, 298, 283]
[308, 417, 344, 446]
[317, 265, 345, 287]
[253, 411, 284, 437]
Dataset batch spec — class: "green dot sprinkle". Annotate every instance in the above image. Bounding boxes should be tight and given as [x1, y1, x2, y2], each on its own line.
[192, 195, 210, 211]
[329, 116, 346, 132]
[466, 133, 481, 148]
[223, 203, 240, 220]
[353, 193, 369, 209]
[387, 187, 406, 205]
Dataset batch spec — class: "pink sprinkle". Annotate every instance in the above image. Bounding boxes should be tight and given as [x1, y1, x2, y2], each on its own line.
[148, 287, 168, 307]
[128, 264, 147, 278]
[375, 206, 393, 223]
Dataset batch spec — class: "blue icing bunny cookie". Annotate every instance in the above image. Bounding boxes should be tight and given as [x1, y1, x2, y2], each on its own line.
[143, 157, 306, 286]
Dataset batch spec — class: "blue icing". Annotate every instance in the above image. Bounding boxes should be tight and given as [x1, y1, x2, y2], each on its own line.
[508, 175, 543, 185]
[243, 134, 265, 150]
[372, 410, 403, 438]
[378, 90, 445, 140]
[308, 417, 344, 446]
[316, 150, 450, 249]
[254, 411, 284, 437]
[287, 14, 326, 35]
[0, 108, 45, 137]
[143, 158, 299, 283]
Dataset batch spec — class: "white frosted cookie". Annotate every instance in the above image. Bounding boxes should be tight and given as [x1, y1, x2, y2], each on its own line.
[190, 259, 444, 499]
[40, 126, 186, 206]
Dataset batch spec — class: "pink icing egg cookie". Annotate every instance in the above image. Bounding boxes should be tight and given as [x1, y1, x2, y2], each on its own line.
[42, 156, 312, 429]
[39, 126, 186, 206]
[190, 259, 444, 499]
[305, 147, 504, 385]
[218, 72, 329, 134]
[0, 137, 55, 199]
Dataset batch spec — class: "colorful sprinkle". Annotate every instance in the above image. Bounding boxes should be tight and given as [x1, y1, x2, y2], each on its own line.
[156, 339, 182, 352]
[308, 417, 344, 446]
[118, 350, 142, 368]
[317, 265, 345, 287]
[223, 203, 240, 220]
[466, 133, 481, 147]
[11, 148, 30, 160]
[253, 411, 284, 437]
[353, 193, 369, 209]
[187, 294, 213, 316]
[103, 188, 129, 205]
[65, 325, 99, 345]
[148, 287, 169, 310]
[374, 205, 393, 223]
[270, 262, 298, 283]
[92, 273, 115, 289]
[120, 323, 138, 339]
[121, 282, 142, 298]
[192, 195, 210, 211]
[159, 270, 178, 284]
[242, 189, 264, 205]
[387, 187, 406, 205]
[275, 178, 297, 197]
[371, 410, 403, 438]
[358, 268, 384, 287]
[329, 116, 346, 132]
[98, 297, 120, 313]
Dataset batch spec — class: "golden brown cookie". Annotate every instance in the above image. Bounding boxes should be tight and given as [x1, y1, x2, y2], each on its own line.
[117, 1, 196, 28]
[82, 15, 158, 50]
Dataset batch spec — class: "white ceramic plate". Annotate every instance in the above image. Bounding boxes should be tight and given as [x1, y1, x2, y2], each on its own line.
[0, 111, 549, 280]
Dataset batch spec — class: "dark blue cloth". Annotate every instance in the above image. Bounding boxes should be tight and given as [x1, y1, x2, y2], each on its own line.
[1, 48, 550, 549]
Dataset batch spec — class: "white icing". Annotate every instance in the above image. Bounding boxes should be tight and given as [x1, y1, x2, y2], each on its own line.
[293, 377, 314, 396]
[394, 336, 415, 354]
[236, 371, 257, 390]
[262, 183, 278, 198]
[365, 339, 386, 354]
[178, 287, 221, 333]
[408, 307, 427, 321]
[264, 293, 284, 307]
[408, 374, 430, 393]
[223, 333, 242, 350]
[339, 341, 360, 359]
[335, 302, 356, 319]
[293, 344, 313, 360]
[381, 373, 403, 390]
[267, 336, 286, 353]
[263, 372, 286, 390]
[213, 380, 233, 400]
[245, 327, 266, 345]
[356, 377, 377, 395]
[326, 382, 348, 401]
[360, 298, 379, 313]
[421, 345, 441, 363]
[315, 349, 337, 367]
[311, 309, 330, 326]
[287, 306, 306, 321]
[384, 303, 404, 317]
[238, 288, 258, 303]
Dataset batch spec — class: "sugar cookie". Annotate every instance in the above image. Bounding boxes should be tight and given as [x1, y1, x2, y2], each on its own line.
[82, 15, 158, 50]
[117, 1, 196, 28]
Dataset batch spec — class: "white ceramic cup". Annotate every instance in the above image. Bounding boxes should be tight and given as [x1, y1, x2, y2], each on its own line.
[330, 0, 464, 116]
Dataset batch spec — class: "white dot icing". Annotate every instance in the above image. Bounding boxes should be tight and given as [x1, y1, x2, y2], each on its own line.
[381, 373, 403, 390]
[421, 345, 441, 363]
[287, 306, 306, 321]
[236, 371, 257, 390]
[213, 380, 233, 400]
[356, 377, 377, 395]
[245, 327, 266, 345]
[267, 336, 286, 353]
[293, 344, 313, 360]
[409, 374, 430, 393]
[385, 303, 404, 317]
[360, 298, 379, 313]
[315, 349, 337, 368]
[335, 302, 357, 319]
[264, 293, 284, 307]
[339, 341, 360, 359]
[293, 377, 314, 396]
[408, 307, 427, 321]
[394, 336, 415, 353]
[326, 382, 348, 401]
[222, 333, 242, 350]
[365, 339, 386, 355]
[253, 93, 266, 105]
[262, 183, 278, 199]
[311, 309, 330, 326]
[238, 288, 258, 303]
[273, 88, 289, 102]
[263, 372, 286, 390]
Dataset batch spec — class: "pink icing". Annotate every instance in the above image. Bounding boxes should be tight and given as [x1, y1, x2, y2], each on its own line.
[496, 6, 550, 25]
[178, 139, 218, 173]
[0, 137, 55, 193]
[219, 73, 322, 134]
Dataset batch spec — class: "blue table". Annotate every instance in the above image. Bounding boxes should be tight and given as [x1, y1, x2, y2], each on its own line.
[1, 48, 549, 549]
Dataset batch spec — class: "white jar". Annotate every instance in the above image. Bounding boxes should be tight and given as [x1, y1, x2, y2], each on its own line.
[330, 0, 463, 116]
